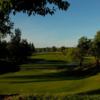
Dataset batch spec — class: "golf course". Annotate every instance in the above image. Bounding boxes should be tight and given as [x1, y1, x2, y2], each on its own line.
[0, 52, 100, 99]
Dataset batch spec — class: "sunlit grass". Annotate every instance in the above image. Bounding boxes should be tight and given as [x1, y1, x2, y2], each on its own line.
[31, 52, 68, 62]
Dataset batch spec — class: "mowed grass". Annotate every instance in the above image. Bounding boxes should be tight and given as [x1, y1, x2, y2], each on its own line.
[31, 52, 68, 61]
[0, 69, 100, 95]
[21, 52, 68, 70]
[0, 52, 99, 96]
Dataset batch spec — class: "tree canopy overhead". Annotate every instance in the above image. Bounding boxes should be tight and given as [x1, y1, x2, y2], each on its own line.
[0, 0, 70, 16]
[0, 0, 70, 36]
[0, 13, 13, 38]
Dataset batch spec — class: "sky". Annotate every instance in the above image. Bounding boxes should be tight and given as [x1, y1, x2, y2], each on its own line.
[10, 0, 100, 48]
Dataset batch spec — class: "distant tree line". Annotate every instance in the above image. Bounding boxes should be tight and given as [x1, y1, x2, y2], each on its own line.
[0, 28, 35, 73]
[36, 46, 67, 53]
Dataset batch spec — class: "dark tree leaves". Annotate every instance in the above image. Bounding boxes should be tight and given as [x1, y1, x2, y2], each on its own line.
[0, 0, 70, 16]
[0, 0, 69, 37]
[0, 11, 13, 37]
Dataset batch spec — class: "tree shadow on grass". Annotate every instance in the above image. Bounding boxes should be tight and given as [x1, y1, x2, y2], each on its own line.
[26, 58, 67, 64]
[22, 58, 69, 70]
[1, 59, 100, 84]
[77, 89, 100, 95]
[3, 62, 100, 84]
[4, 69, 90, 84]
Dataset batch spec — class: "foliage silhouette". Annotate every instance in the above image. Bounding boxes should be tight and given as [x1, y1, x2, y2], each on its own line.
[0, 0, 70, 36]
[0, 29, 35, 74]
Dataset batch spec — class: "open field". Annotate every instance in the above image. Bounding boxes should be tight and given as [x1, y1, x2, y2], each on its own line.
[0, 52, 100, 99]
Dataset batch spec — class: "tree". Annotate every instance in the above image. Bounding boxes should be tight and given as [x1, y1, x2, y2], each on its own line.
[11, 28, 21, 43]
[0, 11, 13, 37]
[19, 39, 35, 62]
[52, 46, 57, 52]
[7, 28, 35, 63]
[0, 0, 14, 36]
[0, 0, 70, 16]
[0, 0, 70, 39]
[7, 28, 21, 62]
[92, 31, 100, 68]
[60, 46, 66, 55]
[29, 43, 35, 53]
[0, 40, 8, 60]
[77, 36, 91, 67]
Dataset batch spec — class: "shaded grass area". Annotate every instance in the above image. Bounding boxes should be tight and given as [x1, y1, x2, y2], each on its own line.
[78, 89, 100, 95]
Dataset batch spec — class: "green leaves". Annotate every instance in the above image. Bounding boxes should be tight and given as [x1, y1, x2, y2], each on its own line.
[0, 0, 70, 16]
[92, 31, 100, 58]
[0, 0, 70, 37]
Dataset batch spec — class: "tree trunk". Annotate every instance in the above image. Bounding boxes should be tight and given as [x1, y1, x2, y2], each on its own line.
[79, 57, 83, 67]
[96, 58, 100, 71]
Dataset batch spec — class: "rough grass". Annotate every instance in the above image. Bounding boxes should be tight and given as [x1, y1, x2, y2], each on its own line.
[11, 94, 100, 100]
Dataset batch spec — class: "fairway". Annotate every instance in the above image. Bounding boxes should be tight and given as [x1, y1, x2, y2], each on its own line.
[0, 52, 100, 96]
[0, 70, 100, 95]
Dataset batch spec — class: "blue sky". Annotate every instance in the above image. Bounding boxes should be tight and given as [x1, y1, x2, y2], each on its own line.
[10, 0, 100, 48]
